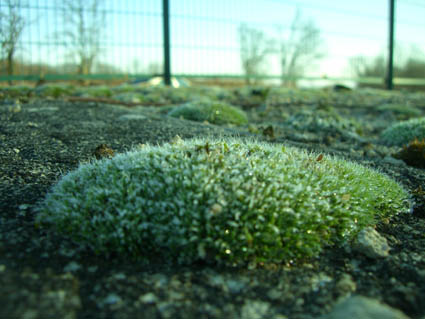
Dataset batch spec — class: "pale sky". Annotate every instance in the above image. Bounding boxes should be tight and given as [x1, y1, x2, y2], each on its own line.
[13, 0, 425, 79]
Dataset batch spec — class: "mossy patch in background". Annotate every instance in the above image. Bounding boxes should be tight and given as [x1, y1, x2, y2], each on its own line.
[75, 85, 113, 98]
[0, 85, 32, 97]
[380, 117, 425, 146]
[36, 138, 409, 267]
[377, 103, 422, 120]
[34, 83, 76, 98]
[168, 100, 248, 125]
[284, 107, 363, 136]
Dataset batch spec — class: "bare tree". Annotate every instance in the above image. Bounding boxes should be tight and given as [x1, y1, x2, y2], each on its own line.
[349, 46, 425, 89]
[60, 0, 105, 76]
[0, 0, 26, 84]
[238, 24, 274, 84]
[278, 10, 324, 87]
[349, 45, 424, 79]
[146, 62, 163, 75]
[349, 55, 386, 78]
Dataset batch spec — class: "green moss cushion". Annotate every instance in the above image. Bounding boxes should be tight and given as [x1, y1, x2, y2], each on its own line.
[380, 117, 425, 146]
[168, 100, 248, 125]
[36, 138, 409, 266]
[34, 84, 76, 98]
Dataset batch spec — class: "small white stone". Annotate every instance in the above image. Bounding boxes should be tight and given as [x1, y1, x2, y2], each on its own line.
[353, 227, 390, 258]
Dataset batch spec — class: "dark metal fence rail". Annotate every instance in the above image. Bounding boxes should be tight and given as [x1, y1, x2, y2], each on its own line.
[0, 0, 424, 88]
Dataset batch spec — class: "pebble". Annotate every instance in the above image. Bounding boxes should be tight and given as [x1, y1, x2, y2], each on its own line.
[310, 272, 332, 292]
[8, 102, 21, 113]
[226, 278, 246, 294]
[321, 295, 410, 319]
[103, 293, 122, 305]
[267, 288, 284, 301]
[87, 266, 98, 273]
[112, 273, 127, 280]
[63, 261, 81, 273]
[335, 273, 356, 296]
[353, 227, 390, 258]
[138, 292, 158, 304]
[240, 300, 271, 319]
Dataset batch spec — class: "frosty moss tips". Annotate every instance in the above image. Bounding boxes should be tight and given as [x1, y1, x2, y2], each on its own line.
[36, 138, 409, 266]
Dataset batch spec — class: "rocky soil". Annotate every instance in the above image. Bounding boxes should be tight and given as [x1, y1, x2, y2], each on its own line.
[0, 86, 425, 319]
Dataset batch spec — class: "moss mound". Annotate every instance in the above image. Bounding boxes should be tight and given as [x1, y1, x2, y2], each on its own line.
[284, 108, 362, 136]
[377, 103, 422, 120]
[34, 84, 76, 98]
[36, 138, 409, 267]
[0, 85, 32, 98]
[75, 85, 113, 98]
[168, 100, 248, 125]
[380, 117, 425, 146]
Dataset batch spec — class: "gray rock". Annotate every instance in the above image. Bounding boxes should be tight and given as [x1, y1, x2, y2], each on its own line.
[353, 227, 390, 258]
[321, 295, 410, 319]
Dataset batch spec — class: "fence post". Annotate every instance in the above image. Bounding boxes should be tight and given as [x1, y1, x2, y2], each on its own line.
[162, 0, 171, 86]
[386, 0, 395, 90]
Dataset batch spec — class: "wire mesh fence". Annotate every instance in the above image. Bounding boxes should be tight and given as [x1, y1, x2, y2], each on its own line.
[1, 0, 425, 88]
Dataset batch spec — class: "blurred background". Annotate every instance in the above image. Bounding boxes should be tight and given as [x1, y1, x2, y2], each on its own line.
[1, 0, 424, 89]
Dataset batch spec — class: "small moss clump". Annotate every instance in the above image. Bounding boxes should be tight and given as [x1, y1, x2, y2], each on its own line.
[34, 83, 76, 98]
[284, 108, 362, 136]
[36, 138, 409, 267]
[76, 85, 113, 98]
[380, 117, 425, 147]
[377, 103, 422, 120]
[112, 92, 146, 104]
[0, 85, 32, 98]
[168, 100, 248, 125]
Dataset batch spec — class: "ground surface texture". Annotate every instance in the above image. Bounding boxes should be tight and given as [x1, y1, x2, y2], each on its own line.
[1, 88, 425, 319]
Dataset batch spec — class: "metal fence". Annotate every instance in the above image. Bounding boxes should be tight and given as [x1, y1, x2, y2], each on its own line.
[1, 0, 425, 88]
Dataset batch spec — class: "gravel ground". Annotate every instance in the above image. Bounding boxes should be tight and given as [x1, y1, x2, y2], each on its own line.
[0, 89, 425, 319]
